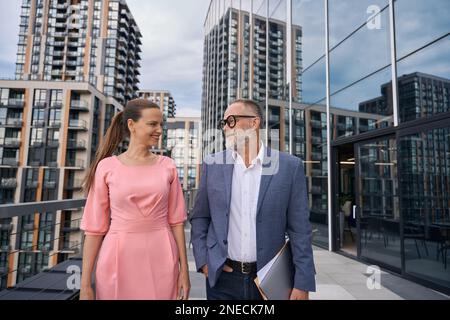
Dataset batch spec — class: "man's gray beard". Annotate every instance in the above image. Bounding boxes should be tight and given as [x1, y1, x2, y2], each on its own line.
[225, 130, 258, 151]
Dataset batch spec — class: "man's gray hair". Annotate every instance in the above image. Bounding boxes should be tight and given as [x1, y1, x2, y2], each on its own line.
[230, 99, 265, 129]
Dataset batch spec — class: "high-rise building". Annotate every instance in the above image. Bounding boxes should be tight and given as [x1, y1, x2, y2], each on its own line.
[138, 90, 177, 154]
[359, 72, 450, 122]
[16, 0, 142, 105]
[201, 4, 302, 154]
[202, 0, 450, 294]
[0, 79, 124, 289]
[167, 117, 201, 190]
[0, 0, 143, 289]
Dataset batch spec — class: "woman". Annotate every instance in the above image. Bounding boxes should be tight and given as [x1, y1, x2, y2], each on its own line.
[79, 98, 190, 300]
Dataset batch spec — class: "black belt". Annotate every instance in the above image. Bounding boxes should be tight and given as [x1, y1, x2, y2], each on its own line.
[226, 258, 257, 275]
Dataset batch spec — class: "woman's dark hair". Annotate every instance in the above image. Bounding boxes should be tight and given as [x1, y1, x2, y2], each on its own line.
[82, 98, 160, 194]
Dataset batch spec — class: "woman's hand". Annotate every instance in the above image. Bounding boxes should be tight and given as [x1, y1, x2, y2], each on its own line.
[79, 285, 95, 300]
[177, 268, 191, 300]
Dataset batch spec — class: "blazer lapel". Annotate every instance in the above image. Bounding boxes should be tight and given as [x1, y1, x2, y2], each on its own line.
[256, 148, 280, 217]
[222, 149, 234, 218]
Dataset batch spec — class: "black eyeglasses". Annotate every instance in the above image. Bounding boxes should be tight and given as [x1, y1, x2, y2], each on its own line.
[218, 115, 257, 130]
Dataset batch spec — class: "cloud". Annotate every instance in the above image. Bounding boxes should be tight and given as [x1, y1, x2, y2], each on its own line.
[127, 0, 211, 116]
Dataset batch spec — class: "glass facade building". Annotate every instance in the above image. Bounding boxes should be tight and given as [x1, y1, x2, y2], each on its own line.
[202, 0, 450, 294]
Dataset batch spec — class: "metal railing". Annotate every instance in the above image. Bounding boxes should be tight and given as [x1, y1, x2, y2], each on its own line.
[0, 199, 86, 297]
[0, 188, 199, 299]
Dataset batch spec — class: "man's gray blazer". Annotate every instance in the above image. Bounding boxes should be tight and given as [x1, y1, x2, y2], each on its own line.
[189, 148, 316, 292]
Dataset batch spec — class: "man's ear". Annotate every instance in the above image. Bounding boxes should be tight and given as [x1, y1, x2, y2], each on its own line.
[254, 117, 261, 129]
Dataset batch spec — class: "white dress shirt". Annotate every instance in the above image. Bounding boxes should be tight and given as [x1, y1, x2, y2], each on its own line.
[227, 142, 265, 262]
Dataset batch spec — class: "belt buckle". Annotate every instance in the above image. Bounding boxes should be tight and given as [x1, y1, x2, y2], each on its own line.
[241, 262, 251, 275]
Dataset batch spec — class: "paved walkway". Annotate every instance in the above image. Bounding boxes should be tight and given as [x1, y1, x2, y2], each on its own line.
[185, 228, 449, 300]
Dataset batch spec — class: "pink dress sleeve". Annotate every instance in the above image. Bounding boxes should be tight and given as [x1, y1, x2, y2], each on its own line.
[167, 161, 187, 226]
[80, 159, 111, 236]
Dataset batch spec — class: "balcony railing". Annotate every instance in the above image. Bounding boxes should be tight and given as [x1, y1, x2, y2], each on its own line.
[47, 140, 60, 148]
[62, 220, 81, 232]
[70, 100, 89, 111]
[0, 178, 17, 189]
[1, 158, 19, 166]
[43, 181, 57, 189]
[65, 159, 85, 168]
[48, 120, 61, 128]
[68, 119, 87, 130]
[0, 190, 198, 299]
[1, 119, 23, 127]
[64, 179, 83, 190]
[6, 99, 25, 108]
[1, 138, 21, 148]
[67, 139, 86, 149]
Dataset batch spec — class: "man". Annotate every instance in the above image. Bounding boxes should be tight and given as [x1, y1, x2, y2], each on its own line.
[190, 99, 316, 300]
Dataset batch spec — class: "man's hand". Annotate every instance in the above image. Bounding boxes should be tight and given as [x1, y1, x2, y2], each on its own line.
[289, 288, 309, 300]
[201, 265, 208, 277]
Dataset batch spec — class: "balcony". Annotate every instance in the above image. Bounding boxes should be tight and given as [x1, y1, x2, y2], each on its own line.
[311, 136, 322, 145]
[52, 60, 64, 66]
[52, 32, 66, 38]
[50, 102, 63, 109]
[55, 3, 69, 10]
[1, 138, 21, 148]
[310, 119, 323, 129]
[66, 51, 81, 57]
[52, 50, 64, 57]
[48, 120, 61, 128]
[0, 178, 17, 189]
[64, 179, 83, 190]
[67, 139, 86, 149]
[61, 241, 81, 254]
[53, 13, 67, 19]
[310, 185, 322, 194]
[22, 222, 35, 232]
[47, 140, 60, 148]
[51, 70, 63, 77]
[31, 119, 45, 127]
[30, 140, 43, 148]
[0, 245, 11, 253]
[311, 152, 322, 161]
[66, 60, 79, 67]
[70, 100, 89, 112]
[1, 118, 23, 128]
[0, 223, 12, 232]
[68, 119, 88, 131]
[34, 101, 47, 108]
[5, 99, 25, 108]
[43, 181, 57, 189]
[65, 159, 85, 169]
[1, 158, 19, 166]
[25, 181, 39, 188]
[63, 220, 81, 233]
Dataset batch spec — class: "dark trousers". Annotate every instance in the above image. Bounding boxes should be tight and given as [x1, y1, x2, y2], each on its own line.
[206, 269, 264, 300]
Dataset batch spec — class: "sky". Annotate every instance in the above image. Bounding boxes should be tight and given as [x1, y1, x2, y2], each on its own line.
[0, 0, 448, 116]
[0, 0, 211, 117]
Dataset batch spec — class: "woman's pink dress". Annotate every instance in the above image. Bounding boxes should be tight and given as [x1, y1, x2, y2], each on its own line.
[80, 155, 187, 300]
